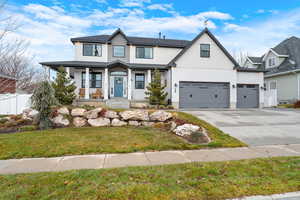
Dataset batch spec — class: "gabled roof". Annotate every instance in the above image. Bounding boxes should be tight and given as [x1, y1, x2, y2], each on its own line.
[247, 56, 262, 64]
[168, 28, 239, 67]
[107, 28, 129, 43]
[71, 29, 190, 48]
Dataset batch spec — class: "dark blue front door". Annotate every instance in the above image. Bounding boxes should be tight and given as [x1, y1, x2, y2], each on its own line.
[114, 77, 123, 97]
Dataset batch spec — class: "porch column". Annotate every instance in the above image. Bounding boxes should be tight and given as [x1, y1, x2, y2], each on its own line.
[128, 68, 132, 100]
[85, 67, 90, 99]
[104, 68, 108, 100]
[147, 69, 151, 85]
[66, 67, 70, 78]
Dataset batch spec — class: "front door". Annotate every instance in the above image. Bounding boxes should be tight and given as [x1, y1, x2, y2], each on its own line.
[114, 76, 123, 97]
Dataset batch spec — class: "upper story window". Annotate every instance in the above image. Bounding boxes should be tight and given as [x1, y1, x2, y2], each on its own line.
[136, 47, 153, 59]
[82, 72, 102, 88]
[200, 44, 210, 58]
[83, 44, 102, 57]
[135, 73, 145, 89]
[113, 45, 125, 57]
[268, 57, 276, 67]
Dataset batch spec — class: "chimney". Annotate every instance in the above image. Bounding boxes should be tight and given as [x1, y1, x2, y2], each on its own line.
[158, 32, 162, 39]
[163, 35, 166, 40]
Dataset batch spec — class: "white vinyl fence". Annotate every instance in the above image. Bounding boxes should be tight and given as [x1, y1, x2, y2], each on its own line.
[0, 94, 32, 115]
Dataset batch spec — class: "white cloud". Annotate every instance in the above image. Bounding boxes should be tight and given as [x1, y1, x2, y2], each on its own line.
[147, 3, 173, 12]
[256, 9, 279, 15]
[95, 0, 107, 3]
[119, 0, 151, 7]
[220, 7, 300, 56]
[223, 23, 251, 32]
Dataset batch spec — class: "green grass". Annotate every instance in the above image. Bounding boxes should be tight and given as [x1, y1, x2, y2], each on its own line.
[0, 157, 299, 200]
[0, 112, 245, 159]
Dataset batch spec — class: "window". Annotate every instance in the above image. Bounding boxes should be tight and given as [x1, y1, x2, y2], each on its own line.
[83, 44, 102, 56]
[200, 44, 210, 58]
[113, 45, 125, 57]
[268, 57, 276, 67]
[136, 47, 153, 59]
[82, 72, 102, 88]
[135, 74, 145, 89]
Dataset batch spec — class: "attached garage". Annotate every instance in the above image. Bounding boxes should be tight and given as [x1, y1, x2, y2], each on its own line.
[179, 82, 230, 108]
[237, 84, 259, 108]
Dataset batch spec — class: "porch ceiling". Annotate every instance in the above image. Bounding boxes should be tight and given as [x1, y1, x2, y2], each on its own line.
[40, 60, 169, 70]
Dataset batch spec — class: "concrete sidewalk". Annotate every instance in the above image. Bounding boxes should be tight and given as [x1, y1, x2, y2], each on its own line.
[230, 191, 300, 200]
[0, 144, 299, 174]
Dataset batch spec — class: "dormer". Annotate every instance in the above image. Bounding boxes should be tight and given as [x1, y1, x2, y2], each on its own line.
[262, 48, 289, 69]
[244, 56, 262, 69]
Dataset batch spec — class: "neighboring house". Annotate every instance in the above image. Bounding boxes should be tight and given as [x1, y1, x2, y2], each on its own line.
[244, 36, 300, 105]
[41, 28, 264, 109]
[0, 73, 16, 94]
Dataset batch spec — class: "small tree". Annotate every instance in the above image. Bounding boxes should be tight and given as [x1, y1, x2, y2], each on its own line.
[145, 69, 168, 106]
[31, 81, 58, 129]
[52, 66, 76, 105]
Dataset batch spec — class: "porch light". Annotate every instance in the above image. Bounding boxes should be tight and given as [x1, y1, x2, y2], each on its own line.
[260, 86, 266, 90]
[232, 84, 236, 88]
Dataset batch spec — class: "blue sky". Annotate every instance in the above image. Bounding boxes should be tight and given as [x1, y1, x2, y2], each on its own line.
[4, 0, 300, 66]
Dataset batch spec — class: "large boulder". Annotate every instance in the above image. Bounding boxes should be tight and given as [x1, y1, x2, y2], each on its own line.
[71, 108, 86, 117]
[128, 120, 140, 126]
[88, 118, 110, 127]
[84, 108, 102, 119]
[51, 114, 70, 127]
[120, 110, 149, 121]
[111, 119, 127, 126]
[141, 121, 154, 127]
[149, 110, 172, 122]
[73, 117, 87, 127]
[173, 124, 200, 137]
[104, 110, 119, 119]
[22, 108, 39, 121]
[57, 107, 69, 115]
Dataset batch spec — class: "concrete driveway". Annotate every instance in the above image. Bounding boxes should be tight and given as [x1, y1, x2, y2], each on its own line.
[184, 109, 300, 146]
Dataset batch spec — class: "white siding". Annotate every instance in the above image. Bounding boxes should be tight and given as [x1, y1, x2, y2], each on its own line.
[130, 46, 182, 64]
[264, 51, 285, 69]
[74, 42, 108, 62]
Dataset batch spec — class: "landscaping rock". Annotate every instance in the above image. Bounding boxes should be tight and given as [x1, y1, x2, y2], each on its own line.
[22, 108, 39, 120]
[120, 110, 149, 121]
[131, 102, 148, 109]
[169, 121, 177, 131]
[57, 107, 69, 115]
[51, 114, 70, 127]
[111, 119, 127, 126]
[104, 110, 119, 119]
[173, 124, 200, 137]
[71, 108, 86, 117]
[73, 117, 87, 127]
[149, 110, 172, 122]
[128, 120, 140, 126]
[84, 107, 102, 119]
[142, 121, 154, 127]
[88, 118, 110, 127]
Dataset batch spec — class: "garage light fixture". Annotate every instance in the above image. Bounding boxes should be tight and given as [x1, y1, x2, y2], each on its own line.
[232, 84, 236, 88]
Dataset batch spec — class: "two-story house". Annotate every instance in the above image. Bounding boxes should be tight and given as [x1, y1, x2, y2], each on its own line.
[41, 28, 264, 109]
[244, 36, 300, 105]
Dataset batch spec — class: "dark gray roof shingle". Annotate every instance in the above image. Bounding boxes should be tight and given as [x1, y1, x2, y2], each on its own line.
[248, 56, 262, 64]
[71, 35, 190, 48]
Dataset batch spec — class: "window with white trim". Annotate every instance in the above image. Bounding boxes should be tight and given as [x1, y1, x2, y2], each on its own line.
[136, 47, 153, 59]
[200, 44, 210, 58]
[83, 44, 102, 56]
[113, 45, 125, 57]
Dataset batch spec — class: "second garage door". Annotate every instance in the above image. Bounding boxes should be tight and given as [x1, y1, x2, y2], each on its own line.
[237, 84, 259, 108]
[179, 82, 230, 108]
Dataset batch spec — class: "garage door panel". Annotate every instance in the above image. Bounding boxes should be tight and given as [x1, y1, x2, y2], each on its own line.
[179, 82, 230, 108]
[237, 84, 259, 108]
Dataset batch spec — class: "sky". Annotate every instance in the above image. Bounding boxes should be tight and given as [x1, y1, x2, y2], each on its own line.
[3, 0, 300, 67]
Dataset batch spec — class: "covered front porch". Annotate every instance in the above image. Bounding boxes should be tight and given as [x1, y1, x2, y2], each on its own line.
[41, 60, 170, 102]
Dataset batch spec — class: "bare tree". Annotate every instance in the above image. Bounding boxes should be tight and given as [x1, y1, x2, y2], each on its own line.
[231, 49, 249, 66]
[0, 1, 42, 93]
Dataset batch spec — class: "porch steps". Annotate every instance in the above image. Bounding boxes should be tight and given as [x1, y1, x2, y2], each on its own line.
[106, 98, 130, 109]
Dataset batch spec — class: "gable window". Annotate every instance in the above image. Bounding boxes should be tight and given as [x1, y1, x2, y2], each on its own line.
[135, 73, 145, 89]
[83, 44, 102, 56]
[113, 45, 125, 57]
[268, 57, 276, 67]
[82, 72, 102, 88]
[200, 44, 210, 58]
[136, 47, 153, 59]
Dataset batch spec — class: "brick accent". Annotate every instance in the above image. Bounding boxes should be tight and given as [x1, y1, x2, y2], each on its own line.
[0, 77, 16, 93]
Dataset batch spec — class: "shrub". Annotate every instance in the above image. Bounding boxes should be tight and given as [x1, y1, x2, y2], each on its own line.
[0, 118, 8, 124]
[174, 118, 188, 126]
[294, 100, 300, 108]
[19, 125, 38, 132]
[81, 104, 96, 111]
[167, 105, 174, 109]
[52, 66, 76, 105]
[31, 81, 58, 130]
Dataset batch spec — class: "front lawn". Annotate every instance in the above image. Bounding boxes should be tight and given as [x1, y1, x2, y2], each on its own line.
[0, 157, 299, 200]
[0, 112, 246, 159]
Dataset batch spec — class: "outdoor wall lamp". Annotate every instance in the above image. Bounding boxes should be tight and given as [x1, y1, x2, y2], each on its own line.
[232, 84, 236, 88]
[261, 86, 266, 91]
[174, 83, 178, 93]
